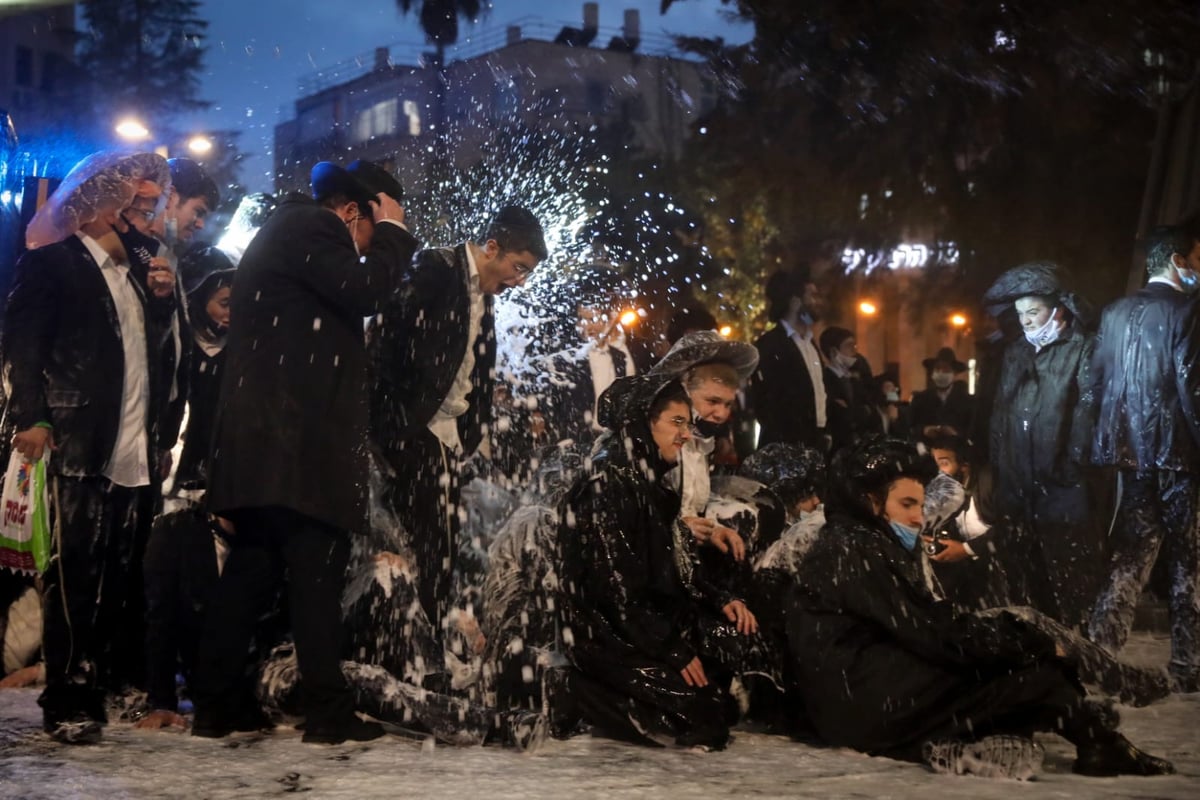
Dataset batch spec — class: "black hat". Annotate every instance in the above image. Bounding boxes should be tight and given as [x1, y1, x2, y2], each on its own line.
[921, 347, 967, 372]
[982, 261, 1093, 326]
[310, 159, 403, 212]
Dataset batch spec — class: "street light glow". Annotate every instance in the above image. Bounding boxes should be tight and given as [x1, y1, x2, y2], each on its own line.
[950, 313, 968, 328]
[619, 309, 639, 327]
[115, 118, 150, 141]
[187, 135, 213, 155]
[859, 300, 878, 316]
[718, 325, 733, 338]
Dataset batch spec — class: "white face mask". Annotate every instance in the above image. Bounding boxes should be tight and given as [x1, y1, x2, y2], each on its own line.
[835, 352, 857, 370]
[931, 371, 954, 389]
[885, 390, 900, 403]
[1024, 309, 1062, 351]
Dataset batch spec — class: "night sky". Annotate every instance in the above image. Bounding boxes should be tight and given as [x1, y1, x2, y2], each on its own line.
[174, 0, 753, 192]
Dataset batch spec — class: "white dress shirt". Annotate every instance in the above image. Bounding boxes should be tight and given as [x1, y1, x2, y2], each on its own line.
[585, 331, 635, 430]
[780, 319, 827, 429]
[427, 244, 485, 452]
[78, 233, 151, 488]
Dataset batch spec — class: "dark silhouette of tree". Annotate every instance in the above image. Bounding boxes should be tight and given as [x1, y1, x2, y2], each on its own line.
[79, 0, 209, 121]
[396, 1, 484, 204]
[662, 0, 1199, 318]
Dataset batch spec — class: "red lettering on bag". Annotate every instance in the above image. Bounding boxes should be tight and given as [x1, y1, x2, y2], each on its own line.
[4, 499, 28, 526]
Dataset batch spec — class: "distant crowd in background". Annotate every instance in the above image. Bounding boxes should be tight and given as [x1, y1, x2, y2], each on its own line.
[0, 148, 1196, 781]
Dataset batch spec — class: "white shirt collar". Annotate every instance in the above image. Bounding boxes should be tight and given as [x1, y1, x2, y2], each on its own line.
[1147, 275, 1182, 291]
[464, 242, 481, 292]
[779, 319, 811, 342]
[76, 231, 120, 270]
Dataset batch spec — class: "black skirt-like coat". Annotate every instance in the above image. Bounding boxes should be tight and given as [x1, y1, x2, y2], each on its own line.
[206, 197, 419, 532]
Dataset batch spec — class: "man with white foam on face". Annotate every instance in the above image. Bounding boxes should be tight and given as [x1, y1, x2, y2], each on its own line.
[196, 159, 417, 744]
[368, 206, 547, 663]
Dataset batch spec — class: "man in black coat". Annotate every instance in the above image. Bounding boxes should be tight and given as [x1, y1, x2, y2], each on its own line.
[369, 206, 547, 645]
[983, 264, 1101, 630]
[747, 268, 827, 449]
[196, 160, 417, 744]
[2, 152, 175, 743]
[908, 347, 974, 443]
[785, 437, 1172, 778]
[1088, 224, 1200, 692]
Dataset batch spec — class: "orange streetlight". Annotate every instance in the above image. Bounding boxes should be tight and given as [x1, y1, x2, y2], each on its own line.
[718, 325, 733, 338]
[859, 300, 878, 316]
[950, 313, 968, 328]
[619, 309, 640, 328]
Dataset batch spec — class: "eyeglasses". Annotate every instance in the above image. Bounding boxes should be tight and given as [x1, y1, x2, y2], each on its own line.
[126, 207, 157, 222]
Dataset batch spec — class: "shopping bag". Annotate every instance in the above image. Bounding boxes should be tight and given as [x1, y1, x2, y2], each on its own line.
[0, 450, 51, 575]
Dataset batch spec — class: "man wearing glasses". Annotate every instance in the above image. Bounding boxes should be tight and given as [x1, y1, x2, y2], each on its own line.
[369, 206, 547, 669]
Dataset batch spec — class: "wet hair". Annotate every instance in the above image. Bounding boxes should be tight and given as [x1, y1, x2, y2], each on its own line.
[926, 433, 970, 464]
[1144, 224, 1199, 278]
[317, 192, 370, 219]
[647, 380, 690, 422]
[667, 305, 717, 344]
[483, 205, 548, 261]
[168, 157, 219, 210]
[765, 267, 812, 322]
[818, 326, 854, 358]
[826, 436, 938, 523]
[684, 362, 739, 392]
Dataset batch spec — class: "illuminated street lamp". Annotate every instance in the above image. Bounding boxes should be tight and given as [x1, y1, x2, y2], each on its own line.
[187, 135, 213, 156]
[718, 325, 733, 338]
[858, 300, 878, 316]
[619, 309, 640, 328]
[115, 118, 150, 141]
[950, 313, 968, 328]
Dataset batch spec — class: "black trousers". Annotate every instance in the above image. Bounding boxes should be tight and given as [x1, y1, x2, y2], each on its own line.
[1090, 469, 1200, 687]
[142, 508, 221, 711]
[191, 506, 352, 729]
[38, 476, 148, 726]
[381, 430, 461, 633]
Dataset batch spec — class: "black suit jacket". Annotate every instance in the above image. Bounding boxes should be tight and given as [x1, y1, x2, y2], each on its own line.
[369, 243, 496, 463]
[748, 324, 821, 448]
[206, 197, 419, 532]
[2, 235, 173, 477]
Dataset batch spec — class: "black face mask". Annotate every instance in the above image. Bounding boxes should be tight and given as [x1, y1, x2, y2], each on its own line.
[693, 417, 730, 439]
[116, 215, 162, 267]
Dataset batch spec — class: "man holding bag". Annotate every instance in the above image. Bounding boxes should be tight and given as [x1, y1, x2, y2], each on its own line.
[3, 152, 175, 744]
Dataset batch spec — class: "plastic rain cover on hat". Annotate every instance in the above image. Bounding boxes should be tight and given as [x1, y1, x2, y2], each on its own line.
[25, 151, 170, 250]
[648, 330, 760, 382]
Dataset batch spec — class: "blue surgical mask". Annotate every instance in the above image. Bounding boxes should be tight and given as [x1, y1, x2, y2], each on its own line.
[889, 520, 920, 551]
[1178, 266, 1199, 294]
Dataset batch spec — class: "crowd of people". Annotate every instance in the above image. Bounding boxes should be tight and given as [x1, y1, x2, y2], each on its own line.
[0, 148, 1197, 782]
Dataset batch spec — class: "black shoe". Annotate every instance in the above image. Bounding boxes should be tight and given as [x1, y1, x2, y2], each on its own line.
[192, 706, 273, 738]
[301, 715, 385, 745]
[45, 717, 103, 745]
[1073, 734, 1176, 777]
[542, 666, 583, 740]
